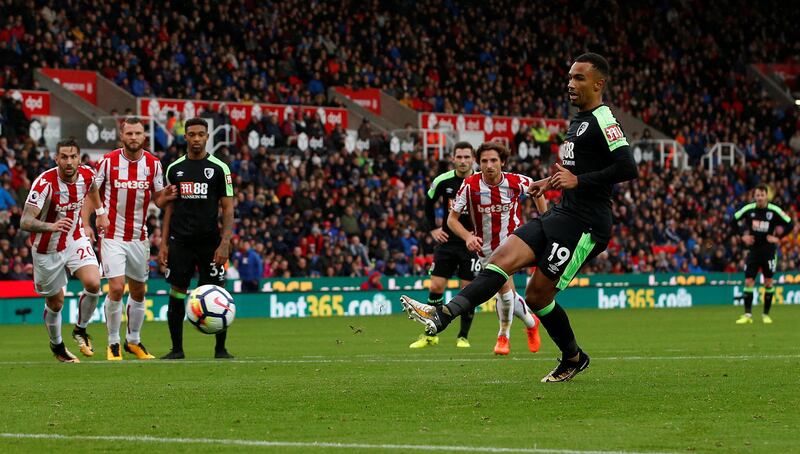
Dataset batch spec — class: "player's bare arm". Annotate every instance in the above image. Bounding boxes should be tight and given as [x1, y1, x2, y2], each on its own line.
[447, 209, 482, 252]
[81, 181, 108, 241]
[153, 185, 178, 208]
[21, 203, 72, 233]
[214, 196, 235, 265]
[527, 177, 552, 198]
[533, 192, 548, 214]
[159, 202, 173, 268]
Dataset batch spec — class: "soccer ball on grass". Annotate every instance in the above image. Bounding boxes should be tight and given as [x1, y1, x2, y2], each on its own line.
[186, 285, 236, 334]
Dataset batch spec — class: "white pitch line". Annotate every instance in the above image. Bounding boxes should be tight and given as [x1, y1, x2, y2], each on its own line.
[0, 433, 674, 454]
[1, 353, 799, 366]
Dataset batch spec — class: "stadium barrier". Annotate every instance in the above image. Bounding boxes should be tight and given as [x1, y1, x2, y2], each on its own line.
[2, 282, 800, 325]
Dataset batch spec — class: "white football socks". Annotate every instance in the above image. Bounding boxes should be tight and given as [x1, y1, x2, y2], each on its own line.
[514, 292, 538, 328]
[497, 290, 516, 338]
[76, 290, 102, 328]
[104, 296, 123, 345]
[126, 296, 146, 344]
[44, 305, 62, 345]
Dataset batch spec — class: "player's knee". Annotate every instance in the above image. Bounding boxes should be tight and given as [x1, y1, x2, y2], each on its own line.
[526, 286, 556, 309]
[84, 281, 101, 295]
[46, 294, 64, 311]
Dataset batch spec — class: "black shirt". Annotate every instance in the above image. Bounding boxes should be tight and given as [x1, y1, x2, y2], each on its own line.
[165, 153, 234, 241]
[425, 170, 473, 244]
[734, 202, 793, 253]
[550, 104, 638, 243]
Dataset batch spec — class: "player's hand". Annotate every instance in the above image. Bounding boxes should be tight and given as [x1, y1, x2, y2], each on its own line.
[742, 234, 755, 246]
[162, 185, 178, 203]
[51, 218, 74, 233]
[466, 235, 483, 253]
[431, 228, 449, 243]
[213, 241, 230, 266]
[84, 227, 96, 243]
[528, 178, 551, 198]
[766, 235, 780, 244]
[95, 214, 110, 237]
[158, 245, 169, 268]
[550, 163, 578, 190]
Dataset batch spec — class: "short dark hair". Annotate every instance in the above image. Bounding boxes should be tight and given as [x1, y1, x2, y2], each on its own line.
[574, 52, 610, 79]
[121, 116, 143, 132]
[476, 140, 509, 162]
[56, 138, 80, 156]
[185, 117, 209, 131]
[453, 141, 474, 152]
[754, 183, 769, 194]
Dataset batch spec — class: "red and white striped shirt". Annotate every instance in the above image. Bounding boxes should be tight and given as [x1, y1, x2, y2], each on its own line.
[95, 149, 164, 242]
[26, 166, 96, 254]
[452, 172, 534, 257]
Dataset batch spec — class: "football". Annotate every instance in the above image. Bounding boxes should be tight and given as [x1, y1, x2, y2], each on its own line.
[186, 285, 236, 334]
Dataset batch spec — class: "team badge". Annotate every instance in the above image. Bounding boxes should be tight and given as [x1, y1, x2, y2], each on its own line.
[577, 122, 589, 136]
[204, 168, 214, 179]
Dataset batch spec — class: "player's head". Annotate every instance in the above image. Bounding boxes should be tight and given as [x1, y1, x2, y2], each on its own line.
[476, 141, 508, 182]
[55, 138, 81, 180]
[185, 117, 209, 155]
[121, 117, 145, 153]
[754, 183, 770, 207]
[569, 53, 610, 110]
[452, 141, 475, 176]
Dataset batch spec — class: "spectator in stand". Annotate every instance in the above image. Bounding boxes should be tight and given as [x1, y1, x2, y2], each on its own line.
[233, 240, 263, 293]
[360, 271, 383, 290]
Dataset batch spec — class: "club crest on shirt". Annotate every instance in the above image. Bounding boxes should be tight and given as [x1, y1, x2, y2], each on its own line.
[204, 168, 214, 179]
[577, 122, 589, 136]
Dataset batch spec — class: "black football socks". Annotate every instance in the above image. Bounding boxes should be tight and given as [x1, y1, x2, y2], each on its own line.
[437, 265, 509, 330]
[535, 301, 580, 360]
[743, 286, 754, 314]
[167, 289, 186, 352]
[764, 287, 774, 315]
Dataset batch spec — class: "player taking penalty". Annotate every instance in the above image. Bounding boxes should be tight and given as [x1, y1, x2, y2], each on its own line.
[401, 53, 638, 382]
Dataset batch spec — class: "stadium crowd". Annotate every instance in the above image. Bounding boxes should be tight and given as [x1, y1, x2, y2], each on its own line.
[1, 0, 799, 283]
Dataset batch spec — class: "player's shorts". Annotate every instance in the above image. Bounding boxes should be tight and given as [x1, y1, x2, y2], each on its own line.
[100, 238, 149, 282]
[513, 212, 607, 290]
[165, 237, 226, 290]
[744, 249, 777, 279]
[430, 241, 479, 281]
[32, 236, 99, 297]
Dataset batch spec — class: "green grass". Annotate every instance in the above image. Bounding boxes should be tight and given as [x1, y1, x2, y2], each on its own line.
[1, 305, 799, 453]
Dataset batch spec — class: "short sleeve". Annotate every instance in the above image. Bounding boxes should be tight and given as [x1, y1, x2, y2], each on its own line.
[26, 176, 51, 210]
[451, 179, 469, 214]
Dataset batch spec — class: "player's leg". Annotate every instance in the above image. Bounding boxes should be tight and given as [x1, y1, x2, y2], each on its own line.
[530, 229, 602, 382]
[409, 274, 445, 348]
[123, 240, 155, 358]
[197, 243, 232, 359]
[401, 234, 536, 335]
[35, 251, 79, 362]
[737, 257, 757, 324]
[163, 240, 194, 359]
[762, 254, 777, 323]
[510, 284, 540, 353]
[409, 244, 455, 348]
[70, 238, 102, 357]
[494, 278, 515, 355]
[101, 238, 126, 360]
[455, 250, 480, 346]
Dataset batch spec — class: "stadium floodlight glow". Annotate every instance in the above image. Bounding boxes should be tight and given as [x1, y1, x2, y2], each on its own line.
[796, 99, 800, 106]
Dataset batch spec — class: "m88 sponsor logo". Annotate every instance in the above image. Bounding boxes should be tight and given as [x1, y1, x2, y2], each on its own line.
[180, 182, 208, 199]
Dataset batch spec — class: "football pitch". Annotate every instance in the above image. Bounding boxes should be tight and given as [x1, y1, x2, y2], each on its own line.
[1, 305, 798, 453]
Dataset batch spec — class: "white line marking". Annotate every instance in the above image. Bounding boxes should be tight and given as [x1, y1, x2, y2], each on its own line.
[1, 353, 798, 366]
[0, 433, 674, 454]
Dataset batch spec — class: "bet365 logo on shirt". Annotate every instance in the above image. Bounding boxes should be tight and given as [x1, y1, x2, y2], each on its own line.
[180, 182, 209, 199]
